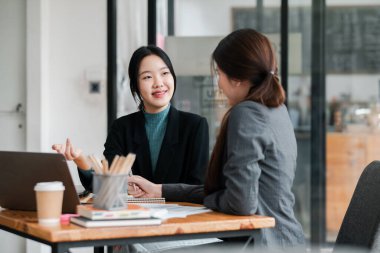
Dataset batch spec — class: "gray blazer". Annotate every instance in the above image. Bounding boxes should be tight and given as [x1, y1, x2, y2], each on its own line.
[163, 101, 305, 248]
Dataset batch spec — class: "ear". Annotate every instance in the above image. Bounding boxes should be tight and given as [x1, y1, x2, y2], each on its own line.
[231, 79, 241, 87]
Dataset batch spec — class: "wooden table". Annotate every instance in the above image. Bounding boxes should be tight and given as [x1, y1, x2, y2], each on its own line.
[0, 203, 275, 253]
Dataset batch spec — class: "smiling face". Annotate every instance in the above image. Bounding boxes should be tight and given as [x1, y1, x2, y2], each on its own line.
[138, 54, 175, 113]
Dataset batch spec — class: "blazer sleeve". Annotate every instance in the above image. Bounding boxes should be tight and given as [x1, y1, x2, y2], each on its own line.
[162, 184, 204, 204]
[77, 168, 94, 192]
[185, 117, 209, 184]
[203, 105, 268, 215]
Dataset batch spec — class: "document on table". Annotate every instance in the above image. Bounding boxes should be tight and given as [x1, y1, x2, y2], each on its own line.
[138, 203, 211, 219]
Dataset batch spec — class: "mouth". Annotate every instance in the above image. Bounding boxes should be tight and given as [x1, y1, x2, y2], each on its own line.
[152, 90, 168, 97]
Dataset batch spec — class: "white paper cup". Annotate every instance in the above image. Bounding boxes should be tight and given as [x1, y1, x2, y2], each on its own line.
[34, 181, 65, 226]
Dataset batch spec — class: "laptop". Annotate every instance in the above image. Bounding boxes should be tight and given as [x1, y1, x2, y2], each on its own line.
[0, 151, 80, 213]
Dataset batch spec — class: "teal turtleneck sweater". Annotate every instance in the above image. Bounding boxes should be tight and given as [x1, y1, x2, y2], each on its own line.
[143, 105, 170, 172]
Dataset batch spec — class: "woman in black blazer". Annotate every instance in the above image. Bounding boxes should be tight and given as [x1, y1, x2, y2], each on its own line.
[52, 46, 209, 191]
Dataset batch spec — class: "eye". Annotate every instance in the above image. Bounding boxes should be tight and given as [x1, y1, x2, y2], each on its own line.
[141, 75, 152, 80]
[162, 71, 170, 76]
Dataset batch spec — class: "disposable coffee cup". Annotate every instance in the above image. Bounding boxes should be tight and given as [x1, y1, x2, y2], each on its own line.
[34, 181, 65, 226]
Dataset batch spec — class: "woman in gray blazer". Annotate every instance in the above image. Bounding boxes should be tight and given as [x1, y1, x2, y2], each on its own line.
[129, 29, 305, 249]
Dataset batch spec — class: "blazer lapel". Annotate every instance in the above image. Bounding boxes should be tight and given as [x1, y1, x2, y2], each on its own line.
[133, 112, 154, 181]
[154, 106, 179, 182]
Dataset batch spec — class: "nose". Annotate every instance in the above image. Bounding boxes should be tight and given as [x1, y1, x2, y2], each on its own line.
[153, 76, 164, 88]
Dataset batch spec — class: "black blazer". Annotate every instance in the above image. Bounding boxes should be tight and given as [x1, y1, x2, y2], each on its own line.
[78, 106, 209, 191]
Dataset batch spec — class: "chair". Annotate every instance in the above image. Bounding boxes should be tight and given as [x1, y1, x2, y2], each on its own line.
[334, 160, 380, 251]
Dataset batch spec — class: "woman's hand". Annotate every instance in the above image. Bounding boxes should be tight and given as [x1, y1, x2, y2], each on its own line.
[128, 176, 162, 198]
[52, 138, 81, 160]
[52, 138, 91, 170]
[127, 183, 145, 198]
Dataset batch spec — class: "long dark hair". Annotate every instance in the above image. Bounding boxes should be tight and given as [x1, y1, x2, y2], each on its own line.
[128, 45, 177, 111]
[205, 28, 285, 194]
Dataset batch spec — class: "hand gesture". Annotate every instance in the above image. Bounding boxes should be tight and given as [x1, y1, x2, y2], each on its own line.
[52, 138, 82, 161]
[52, 138, 90, 169]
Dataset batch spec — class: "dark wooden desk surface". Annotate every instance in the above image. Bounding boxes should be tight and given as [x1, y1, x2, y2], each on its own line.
[0, 203, 275, 252]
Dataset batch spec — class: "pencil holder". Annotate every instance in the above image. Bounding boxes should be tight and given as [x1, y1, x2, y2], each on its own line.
[93, 174, 128, 210]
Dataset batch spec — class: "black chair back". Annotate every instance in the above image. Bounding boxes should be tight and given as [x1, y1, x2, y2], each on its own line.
[334, 160, 380, 251]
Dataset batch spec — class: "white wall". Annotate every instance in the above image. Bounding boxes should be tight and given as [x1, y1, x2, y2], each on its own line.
[0, 0, 26, 151]
[29, 2, 106, 252]
[0, 0, 27, 252]
[24, 0, 107, 178]
[26, 0, 106, 252]
[47, 0, 107, 182]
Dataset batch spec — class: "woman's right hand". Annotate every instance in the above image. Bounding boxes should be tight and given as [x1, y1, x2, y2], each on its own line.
[52, 138, 91, 170]
[128, 176, 162, 198]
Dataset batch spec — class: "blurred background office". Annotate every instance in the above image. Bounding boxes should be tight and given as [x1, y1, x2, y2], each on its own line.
[1, 0, 380, 252]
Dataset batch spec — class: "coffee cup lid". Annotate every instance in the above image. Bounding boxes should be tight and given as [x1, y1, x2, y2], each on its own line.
[34, 181, 65, 191]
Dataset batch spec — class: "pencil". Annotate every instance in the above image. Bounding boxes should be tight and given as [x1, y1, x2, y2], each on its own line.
[109, 155, 120, 174]
[88, 155, 102, 174]
[101, 159, 109, 174]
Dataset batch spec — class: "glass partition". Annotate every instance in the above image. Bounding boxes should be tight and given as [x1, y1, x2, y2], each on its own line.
[113, 0, 380, 246]
[159, 0, 313, 241]
[161, 0, 285, 154]
[287, 1, 313, 240]
[325, 0, 380, 242]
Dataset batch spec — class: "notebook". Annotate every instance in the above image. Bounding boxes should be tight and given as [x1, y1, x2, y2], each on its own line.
[77, 204, 152, 220]
[123, 196, 165, 204]
[0, 151, 80, 213]
[70, 216, 162, 228]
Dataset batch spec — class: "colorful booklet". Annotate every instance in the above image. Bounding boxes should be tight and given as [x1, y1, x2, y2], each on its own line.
[77, 204, 152, 220]
[70, 216, 162, 228]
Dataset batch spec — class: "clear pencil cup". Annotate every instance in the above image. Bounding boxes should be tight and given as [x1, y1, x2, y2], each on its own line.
[93, 174, 128, 210]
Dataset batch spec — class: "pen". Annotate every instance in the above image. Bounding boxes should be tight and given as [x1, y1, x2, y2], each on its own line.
[128, 169, 137, 192]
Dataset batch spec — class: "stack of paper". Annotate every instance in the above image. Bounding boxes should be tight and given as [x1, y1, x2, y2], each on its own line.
[70, 204, 165, 228]
[138, 203, 211, 219]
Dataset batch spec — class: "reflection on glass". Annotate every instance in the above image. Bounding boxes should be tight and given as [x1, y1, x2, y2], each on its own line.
[326, 1, 380, 242]
[173, 76, 228, 153]
[164, 35, 228, 152]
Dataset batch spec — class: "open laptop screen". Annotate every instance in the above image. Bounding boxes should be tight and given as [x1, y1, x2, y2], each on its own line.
[0, 151, 80, 213]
